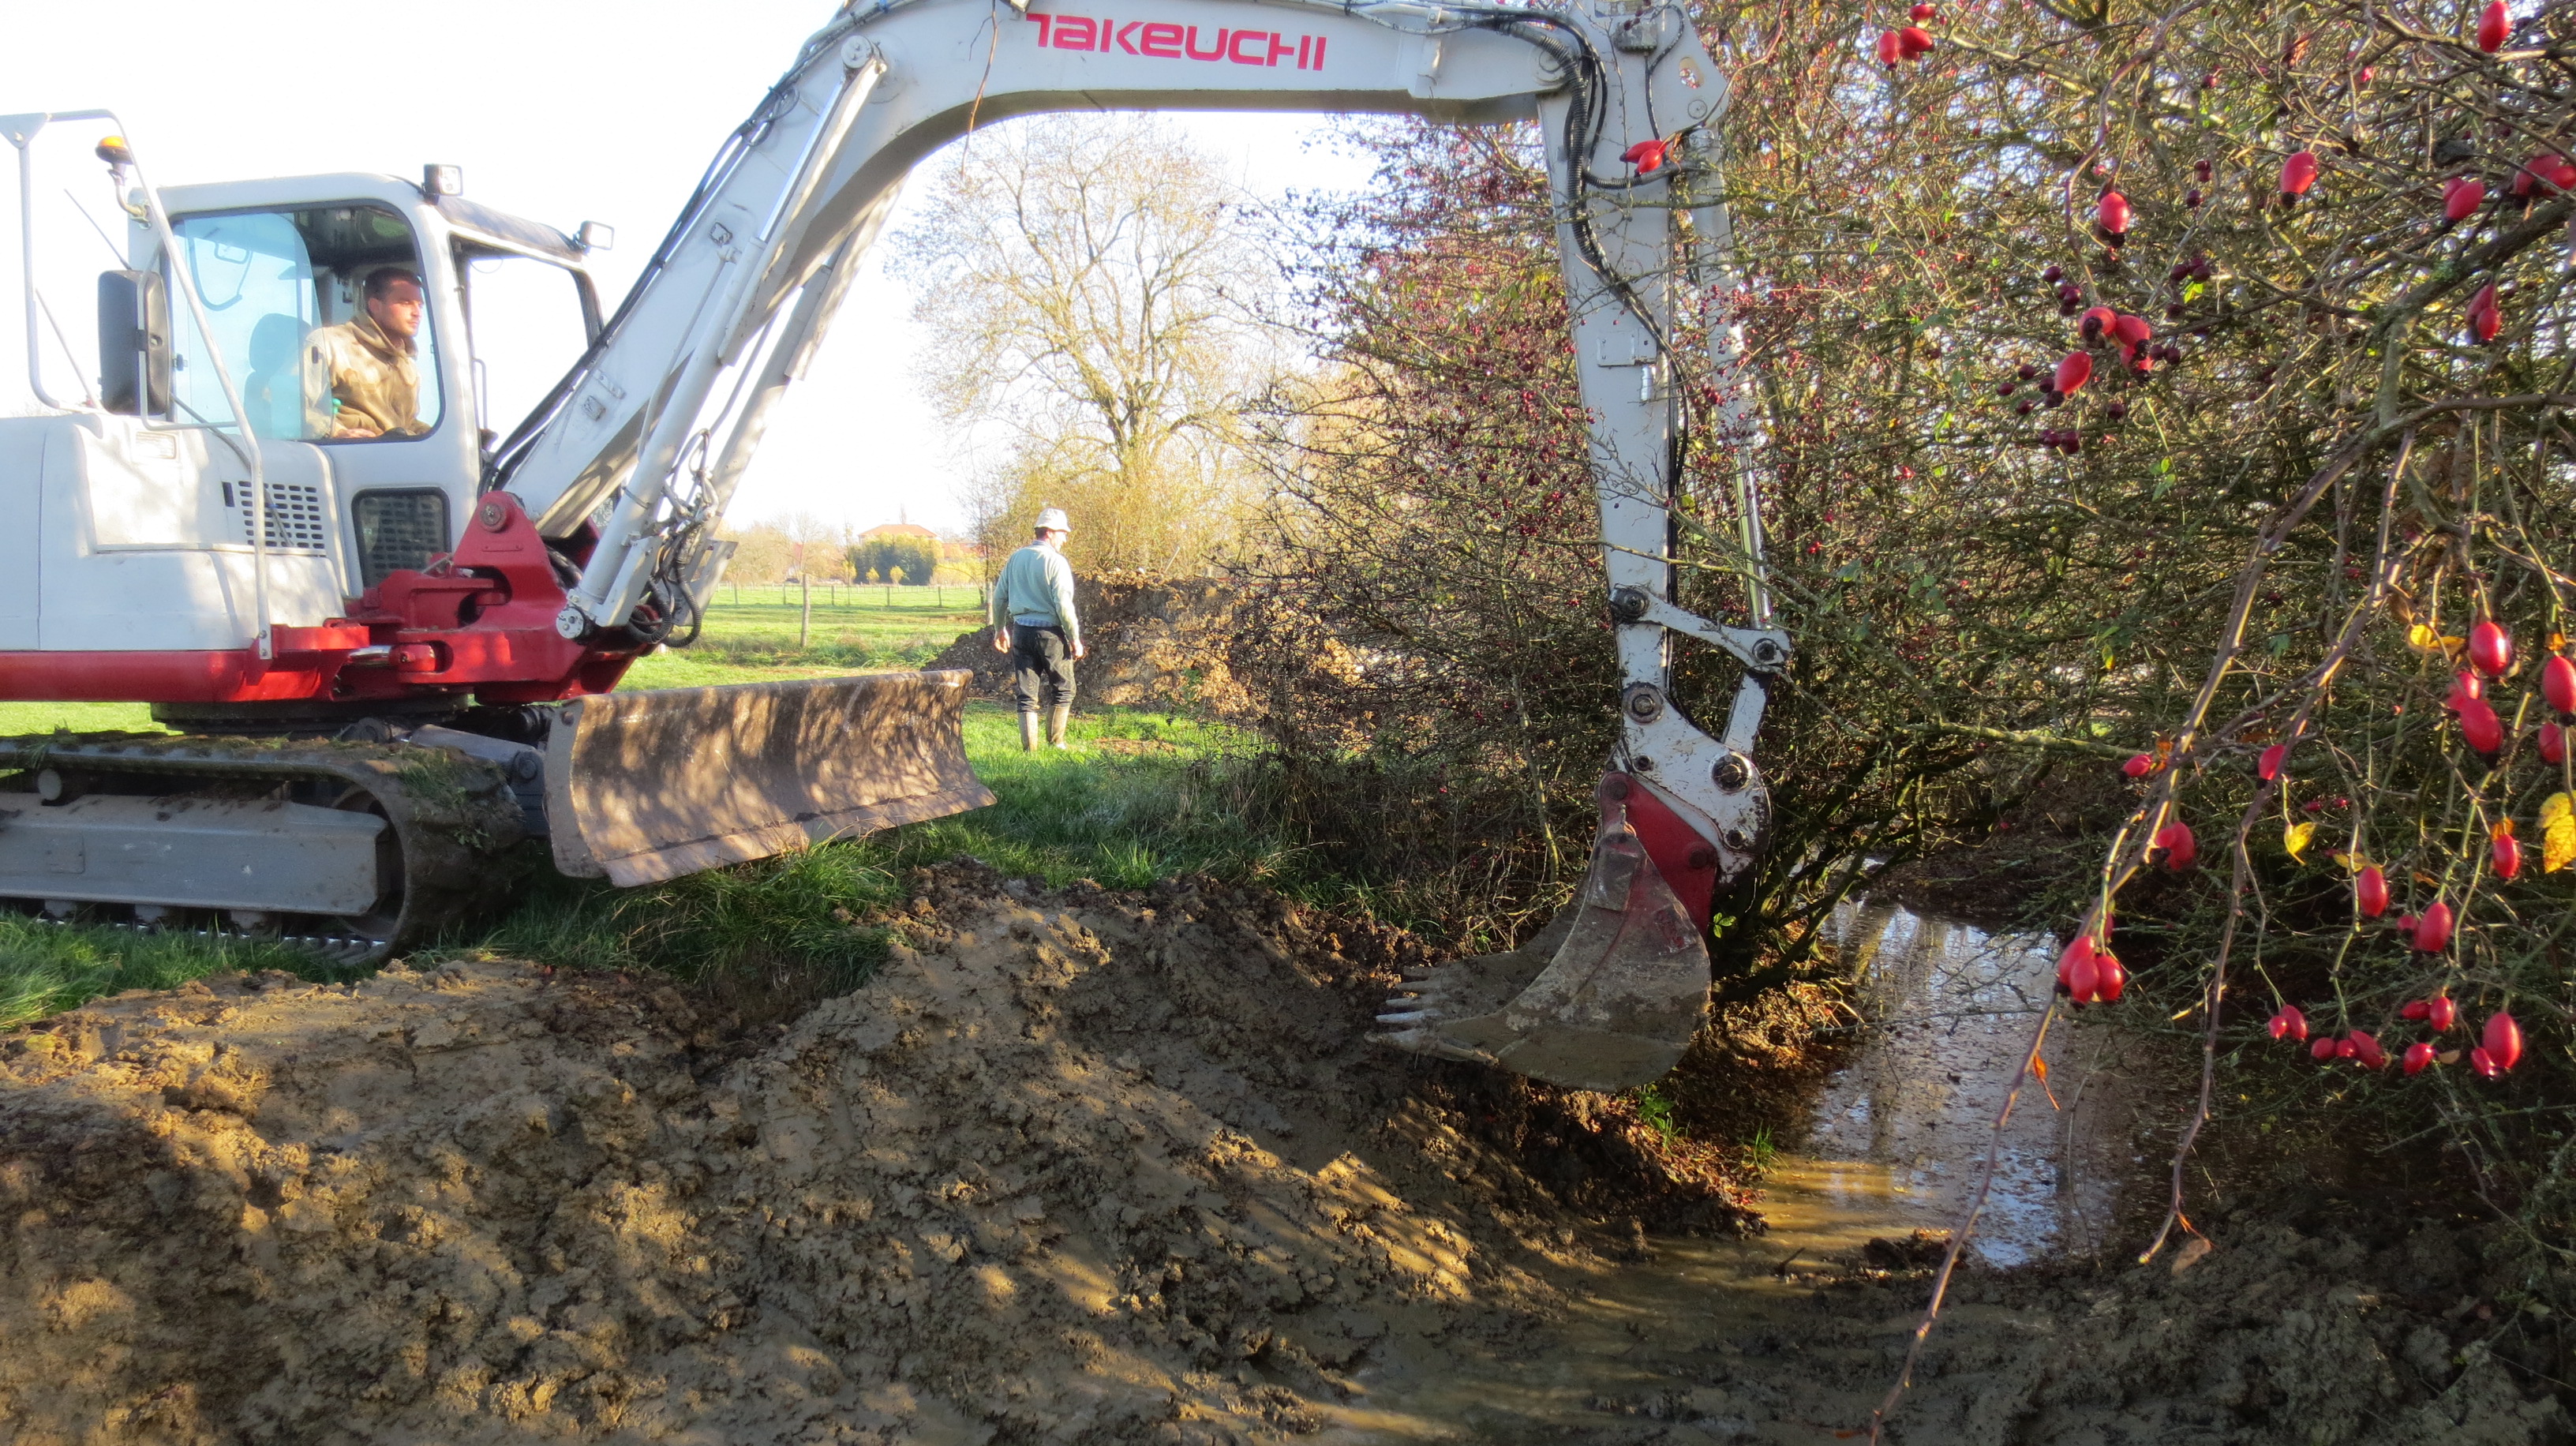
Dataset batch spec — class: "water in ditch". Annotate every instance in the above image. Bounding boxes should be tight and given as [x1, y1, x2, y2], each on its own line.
[1312, 899, 2155, 1444]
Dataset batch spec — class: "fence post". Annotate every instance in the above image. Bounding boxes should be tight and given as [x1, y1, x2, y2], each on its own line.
[799, 575, 812, 650]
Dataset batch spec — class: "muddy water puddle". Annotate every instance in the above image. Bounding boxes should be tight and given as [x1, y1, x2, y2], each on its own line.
[1315, 902, 2151, 1443]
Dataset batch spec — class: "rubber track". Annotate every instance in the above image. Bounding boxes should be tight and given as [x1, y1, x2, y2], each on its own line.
[0, 732, 527, 963]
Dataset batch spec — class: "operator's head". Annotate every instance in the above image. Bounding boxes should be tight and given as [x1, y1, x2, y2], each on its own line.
[1034, 506, 1071, 545]
[363, 267, 425, 343]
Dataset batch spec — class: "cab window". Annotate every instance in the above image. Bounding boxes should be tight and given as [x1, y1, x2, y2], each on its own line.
[167, 204, 443, 442]
[458, 249, 591, 440]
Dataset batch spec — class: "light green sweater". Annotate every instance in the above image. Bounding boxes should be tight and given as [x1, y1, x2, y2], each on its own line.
[990, 541, 1081, 649]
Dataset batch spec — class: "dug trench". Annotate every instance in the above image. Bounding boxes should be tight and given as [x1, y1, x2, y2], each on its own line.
[0, 865, 2565, 1444]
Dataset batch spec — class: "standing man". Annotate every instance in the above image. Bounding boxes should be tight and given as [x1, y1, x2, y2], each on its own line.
[990, 508, 1085, 751]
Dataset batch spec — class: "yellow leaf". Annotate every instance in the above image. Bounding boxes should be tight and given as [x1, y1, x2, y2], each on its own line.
[2544, 793, 2576, 874]
[2285, 821, 2317, 863]
[2408, 623, 2442, 654]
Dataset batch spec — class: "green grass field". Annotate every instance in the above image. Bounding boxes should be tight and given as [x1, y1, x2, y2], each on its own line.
[0, 588, 1302, 1027]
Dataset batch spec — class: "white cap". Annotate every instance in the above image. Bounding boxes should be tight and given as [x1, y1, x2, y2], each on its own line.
[1036, 507, 1070, 534]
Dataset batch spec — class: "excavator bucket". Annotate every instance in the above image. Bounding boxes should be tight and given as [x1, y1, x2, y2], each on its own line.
[1376, 773, 1716, 1092]
[545, 669, 993, 886]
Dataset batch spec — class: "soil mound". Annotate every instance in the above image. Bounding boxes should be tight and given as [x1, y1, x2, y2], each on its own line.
[925, 575, 1250, 715]
[0, 867, 1746, 1444]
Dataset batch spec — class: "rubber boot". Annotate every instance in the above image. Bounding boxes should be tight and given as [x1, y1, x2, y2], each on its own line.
[1019, 711, 1041, 752]
[1046, 704, 1072, 750]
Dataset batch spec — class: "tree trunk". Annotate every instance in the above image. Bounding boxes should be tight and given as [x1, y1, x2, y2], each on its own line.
[799, 575, 812, 650]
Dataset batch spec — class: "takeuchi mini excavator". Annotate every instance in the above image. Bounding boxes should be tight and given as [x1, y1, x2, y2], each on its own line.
[0, 0, 1785, 1092]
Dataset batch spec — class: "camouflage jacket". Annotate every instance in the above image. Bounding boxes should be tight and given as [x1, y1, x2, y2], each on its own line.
[302, 312, 427, 439]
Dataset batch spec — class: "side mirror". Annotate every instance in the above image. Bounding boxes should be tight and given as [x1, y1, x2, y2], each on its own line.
[97, 269, 171, 416]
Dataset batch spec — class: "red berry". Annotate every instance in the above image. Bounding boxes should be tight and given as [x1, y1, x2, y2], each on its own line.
[1911, 2, 1936, 18]
[2097, 191, 2132, 237]
[2479, 0, 2510, 52]
[2412, 900, 2455, 953]
[2469, 284, 2503, 344]
[2336, 1037, 2359, 1060]
[2154, 820, 2198, 870]
[2281, 151, 2320, 197]
[2543, 654, 2576, 714]
[2494, 824, 2522, 880]
[2470, 1046, 2500, 1078]
[2057, 935, 2101, 1001]
[1876, 30, 1903, 65]
[2404, 1041, 2436, 1075]
[2402, 998, 2432, 1021]
[2429, 996, 2458, 1032]
[2484, 1011, 2522, 1071]
[2459, 697, 2504, 754]
[2469, 620, 2513, 676]
[2349, 1030, 2387, 1069]
[2541, 721, 2567, 765]
[2270, 1005, 2308, 1041]
[1897, 24, 1934, 58]
[2445, 177, 2488, 222]
[2510, 154, 2565, 197]
[2448, 669, 2484, 709]
[2259, 744, 2287, 781]
[2054, 352, 2094, 394]
[2356, 864, 2388, 917]
[2312, 1036, 2341, 1061]
[2113, 313, 2152, 347]
[2092, 953, 2126, 1004]
[2080, 305, 2115, 339]
[2122, 752, 2155, 778]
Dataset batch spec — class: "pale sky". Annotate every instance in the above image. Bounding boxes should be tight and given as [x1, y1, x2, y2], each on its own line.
[0, 0, 1376, 534]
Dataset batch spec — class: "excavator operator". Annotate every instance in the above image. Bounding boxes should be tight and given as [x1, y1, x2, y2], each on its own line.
[303, 266, 429, 440]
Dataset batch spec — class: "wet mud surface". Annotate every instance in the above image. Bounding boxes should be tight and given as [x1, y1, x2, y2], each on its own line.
[1, 870, 2566, 1444]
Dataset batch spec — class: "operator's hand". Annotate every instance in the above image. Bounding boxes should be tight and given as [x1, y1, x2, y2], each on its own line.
[1073, 640, 1088, 660]
[992, 627, 1012, 654]
[335, 422, 381, 439]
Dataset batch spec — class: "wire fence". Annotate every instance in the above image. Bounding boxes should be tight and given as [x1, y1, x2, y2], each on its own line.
[707, 583, 987, 615]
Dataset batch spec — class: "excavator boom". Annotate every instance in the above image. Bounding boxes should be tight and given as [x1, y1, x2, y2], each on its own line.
[0, 0, 1784, 1090]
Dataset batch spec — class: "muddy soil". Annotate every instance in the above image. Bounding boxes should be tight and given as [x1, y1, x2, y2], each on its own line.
[1, 870, 2567, 1444]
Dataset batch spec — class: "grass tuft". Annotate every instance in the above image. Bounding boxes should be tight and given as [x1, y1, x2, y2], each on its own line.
[0, 918, 339, 1028]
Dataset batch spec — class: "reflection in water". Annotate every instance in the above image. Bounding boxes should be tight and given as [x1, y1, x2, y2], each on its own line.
[1307, 903, 2148, 1441]
[1780, 900, 2136, 1265]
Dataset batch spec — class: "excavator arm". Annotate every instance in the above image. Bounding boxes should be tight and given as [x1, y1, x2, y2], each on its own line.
[489, 0, 1785, 1089]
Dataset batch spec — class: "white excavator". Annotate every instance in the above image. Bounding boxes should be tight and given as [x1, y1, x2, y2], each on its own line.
[0, 0, 1785, 1092]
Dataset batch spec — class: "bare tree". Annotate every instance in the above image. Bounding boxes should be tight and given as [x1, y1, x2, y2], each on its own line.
[890, 116, 1277, 574]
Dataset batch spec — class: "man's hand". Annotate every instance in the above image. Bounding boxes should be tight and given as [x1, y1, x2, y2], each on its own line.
[335, 422, 381, 439]
[993, 627, 1012, 654]
[1072, 639, 1088, 660]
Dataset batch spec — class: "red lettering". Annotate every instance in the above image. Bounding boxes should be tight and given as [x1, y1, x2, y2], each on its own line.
[1026, 11, 1052, 43]
[1312, 36, 1326, 68]
[1054, 14, 1095, 47]
[1260, 32, 1298, 65]
[1116, 20, 1142, 52]
[1185, 24, 1227, 59]
[1230, 29, 1271, 63]
[1139, 21, 1181, 55]
[1296, 34, 1311, 68]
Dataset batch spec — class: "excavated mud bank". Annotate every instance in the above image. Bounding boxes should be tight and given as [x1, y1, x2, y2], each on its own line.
[0, 867, 1743, 1444]
[1, 868, 2567, 1444]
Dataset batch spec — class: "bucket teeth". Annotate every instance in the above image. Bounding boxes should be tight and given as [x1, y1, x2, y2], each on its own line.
[1372, 798, 1713, 1092]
